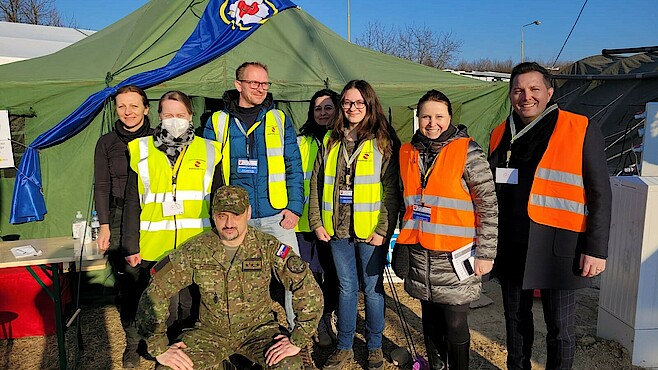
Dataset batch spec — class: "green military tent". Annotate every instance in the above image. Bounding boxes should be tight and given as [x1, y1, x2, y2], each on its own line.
[0, 0, 509, 238]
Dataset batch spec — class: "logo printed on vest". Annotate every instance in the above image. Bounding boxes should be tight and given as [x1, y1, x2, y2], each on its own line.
[362, 153, 370, 160]
[194, 160, 201, 168]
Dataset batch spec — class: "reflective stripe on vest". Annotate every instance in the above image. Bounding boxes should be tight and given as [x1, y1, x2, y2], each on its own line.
[397, 139, 476, 252]
[488, 110, 588, 232]
[322, 138, 382, 239]
[211, 109, 288, 209]
[128, 136, 221, 261]
[295, 135, 319, 232]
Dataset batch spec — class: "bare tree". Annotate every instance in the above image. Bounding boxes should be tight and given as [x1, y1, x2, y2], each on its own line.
[0, 0, 21, 22]
[0, 0, 61, 26]
[355, 22, 463, 69]
[354, 21, 399, 55]
[454, 58, 515, 73]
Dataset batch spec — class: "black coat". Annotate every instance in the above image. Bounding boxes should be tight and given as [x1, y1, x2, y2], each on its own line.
[489, 109, 611, 290]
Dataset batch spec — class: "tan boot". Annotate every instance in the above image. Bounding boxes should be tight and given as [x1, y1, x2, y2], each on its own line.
[322, 349, 353, 370]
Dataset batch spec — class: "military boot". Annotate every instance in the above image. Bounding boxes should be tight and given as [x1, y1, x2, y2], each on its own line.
[316, 313, 336, 347]
[300, 344, 318, 370]
[322, 349, 353, 370]
[122, 325, 141, 368]
[367, 348, 385, 370]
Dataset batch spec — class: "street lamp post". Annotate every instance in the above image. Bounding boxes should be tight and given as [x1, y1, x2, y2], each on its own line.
[521, 20, 541, 63]
[347, 0, 351, 43]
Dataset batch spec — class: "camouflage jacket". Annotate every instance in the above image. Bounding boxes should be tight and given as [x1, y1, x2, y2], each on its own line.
[136, 226, 323, 357]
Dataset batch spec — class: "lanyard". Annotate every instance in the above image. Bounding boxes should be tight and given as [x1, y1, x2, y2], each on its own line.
[505, 104, 558, 167]
[234, 117, 262, 158]
[417, 149, 441, 204]
[171, 146, 188, 201]
[341, 140, 367, 186]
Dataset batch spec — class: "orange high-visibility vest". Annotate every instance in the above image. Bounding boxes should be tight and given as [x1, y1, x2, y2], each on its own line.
[397, 138, 476, 252]
[489, 110, 588, 232]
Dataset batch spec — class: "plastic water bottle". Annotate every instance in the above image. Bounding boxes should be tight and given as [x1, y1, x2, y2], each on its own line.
[72, 210, 85, 239]
[90, 210, 101, 241]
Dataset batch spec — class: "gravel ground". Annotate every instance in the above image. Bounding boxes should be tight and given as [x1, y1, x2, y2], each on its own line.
[0, 279, 645, 370]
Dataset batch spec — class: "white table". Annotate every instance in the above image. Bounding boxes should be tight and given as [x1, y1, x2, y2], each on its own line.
[0, 237, 105, 370]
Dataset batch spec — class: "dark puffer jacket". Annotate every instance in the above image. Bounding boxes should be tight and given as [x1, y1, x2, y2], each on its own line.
[402, 126, 498, 305]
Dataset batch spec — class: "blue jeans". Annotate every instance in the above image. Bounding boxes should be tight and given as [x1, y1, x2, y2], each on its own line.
[330, 238, 386, 350]
[248, 213, 299, 330]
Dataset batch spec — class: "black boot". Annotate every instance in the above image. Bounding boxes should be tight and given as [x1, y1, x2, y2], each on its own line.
[424, 335, 445, 370]
[447, 341, 469, 370]
[122, 324, 141, 368]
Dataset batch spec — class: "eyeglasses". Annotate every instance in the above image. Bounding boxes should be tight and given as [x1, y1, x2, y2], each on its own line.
[341, 100, 366, 110]
[238, 80, 272, 90]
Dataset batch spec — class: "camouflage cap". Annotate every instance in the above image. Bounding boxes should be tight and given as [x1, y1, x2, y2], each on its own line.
[212, 186, 250, 215]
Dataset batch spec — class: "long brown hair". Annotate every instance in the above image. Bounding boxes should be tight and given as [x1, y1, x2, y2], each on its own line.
[326, 80, 397, 159]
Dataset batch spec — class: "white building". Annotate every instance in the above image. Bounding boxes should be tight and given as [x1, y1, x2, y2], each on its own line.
[0, 21, 94, 65]
[443, 69, 510, 82]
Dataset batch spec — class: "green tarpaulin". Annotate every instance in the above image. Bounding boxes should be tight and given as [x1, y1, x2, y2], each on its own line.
[0, 0, 509, 238]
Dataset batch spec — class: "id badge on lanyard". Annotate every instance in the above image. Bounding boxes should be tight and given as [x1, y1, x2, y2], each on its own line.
[339, 189, 353, 204]
[164, 148, 187, 216]
[237, 158, 258, 174]
[162, 201, 184, 216]
[340, 141, 367, 204]
[412, 204, 431, 221]
[234, 117, 261, 174]
[495, 104, 558, 185]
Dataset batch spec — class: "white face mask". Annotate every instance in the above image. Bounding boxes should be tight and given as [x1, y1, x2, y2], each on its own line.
[161, 117, 190, 138]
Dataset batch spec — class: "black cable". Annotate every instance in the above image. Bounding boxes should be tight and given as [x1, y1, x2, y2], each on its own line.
[551, 0, 588, 68]
[384, 266, 419, 359]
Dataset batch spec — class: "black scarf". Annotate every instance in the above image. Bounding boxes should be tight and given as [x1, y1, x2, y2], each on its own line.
[411, 124, 461, 170]
[114, 117, 151, 144]
[507, 109, 559, 167]
[152, 123, 195, 166]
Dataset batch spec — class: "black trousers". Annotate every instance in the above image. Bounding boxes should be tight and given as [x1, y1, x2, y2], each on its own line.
[421, 300, 470, 344]
[107, 203, 195, 341]
[500, 277, 577, 370]
[106, 203, 150, 329]
[316, 238, 338, 314]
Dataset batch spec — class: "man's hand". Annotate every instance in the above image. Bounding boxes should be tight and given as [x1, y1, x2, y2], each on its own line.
[97, 224, 111, 252]
[125, 253, 142, 267]
[314, 226, 331, 242]
[580, 254, 606, 277]
[366, 232, 384, 246]
[155, 342, 193, 370]
[265, 334, 301, 366]
[280, 209, 300, 230]
[474, 258, 494, 276]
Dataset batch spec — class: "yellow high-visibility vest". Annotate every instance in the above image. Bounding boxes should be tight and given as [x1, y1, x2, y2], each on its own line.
[128, 136, 221, 261]
[211, 110, 288, 209]
[322, 138, 382, 239]
[295, 135, 320, 232]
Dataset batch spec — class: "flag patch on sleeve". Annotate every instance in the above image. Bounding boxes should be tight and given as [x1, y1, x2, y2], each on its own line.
[276, 244, 291, 259]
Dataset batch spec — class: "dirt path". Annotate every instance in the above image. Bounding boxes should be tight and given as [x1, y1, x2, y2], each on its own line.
[0, 280, 644, 369]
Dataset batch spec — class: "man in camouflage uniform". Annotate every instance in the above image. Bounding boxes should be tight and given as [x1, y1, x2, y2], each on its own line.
[136, 185, 323, 370]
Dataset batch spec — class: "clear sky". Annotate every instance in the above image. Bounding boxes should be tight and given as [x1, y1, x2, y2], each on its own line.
[56, 0, 657, 64]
